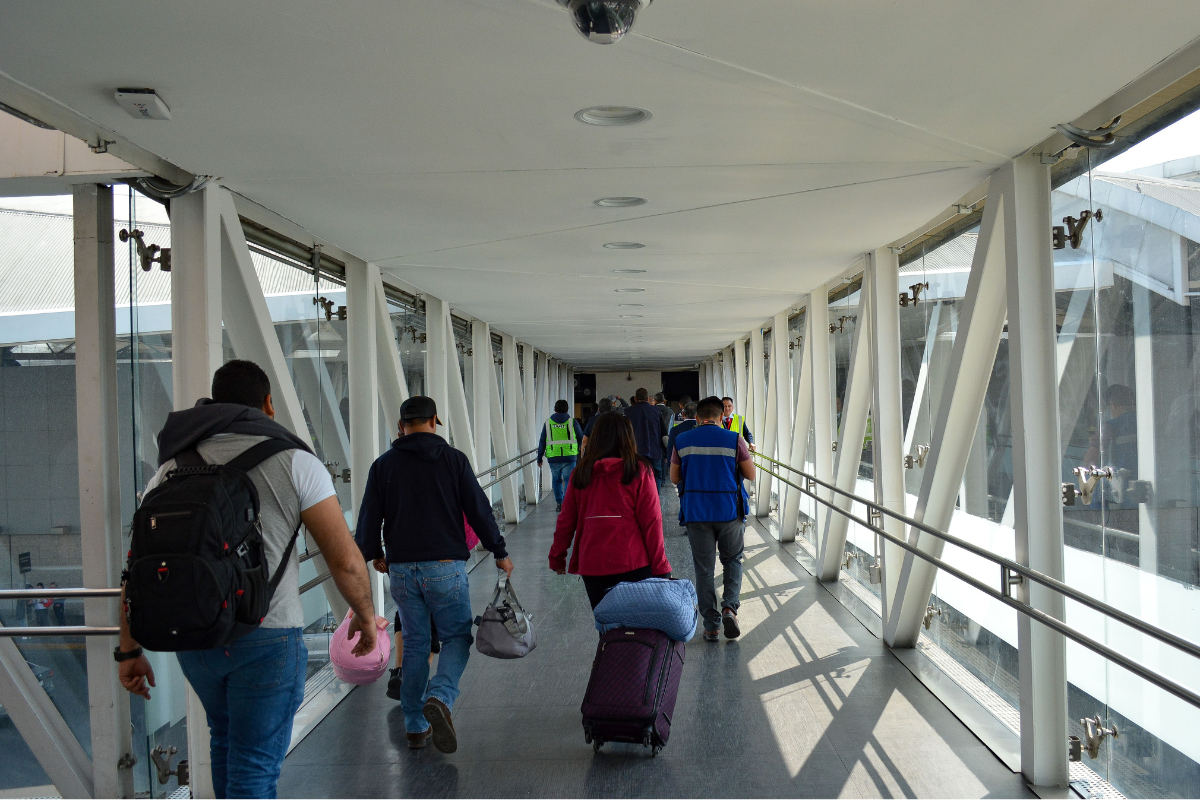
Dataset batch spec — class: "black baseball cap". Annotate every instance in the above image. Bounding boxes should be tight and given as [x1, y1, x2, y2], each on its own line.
[399, 395, 443, 425]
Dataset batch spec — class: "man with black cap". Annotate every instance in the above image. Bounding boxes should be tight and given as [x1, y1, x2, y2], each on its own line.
[356, 396, 514, 754]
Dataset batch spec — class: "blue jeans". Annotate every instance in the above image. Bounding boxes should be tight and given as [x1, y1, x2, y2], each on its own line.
[177, 627, 306, 799]
[550, 461, 575, 504]
[389, 561, 474, 733]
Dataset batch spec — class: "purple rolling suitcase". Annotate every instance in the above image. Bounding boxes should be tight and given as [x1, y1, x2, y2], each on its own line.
[581, 627, 686, 756]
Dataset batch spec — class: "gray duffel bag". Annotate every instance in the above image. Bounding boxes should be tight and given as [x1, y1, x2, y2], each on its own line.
[473, 572, 537, 659]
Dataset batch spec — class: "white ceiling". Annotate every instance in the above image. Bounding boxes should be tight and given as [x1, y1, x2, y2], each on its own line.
[2, 1, 1199, 368]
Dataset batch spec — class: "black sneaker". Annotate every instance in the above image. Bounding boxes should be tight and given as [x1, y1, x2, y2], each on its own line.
[556, 502, 562, 513]
[722, 609, 741, 639]
[386, 668, 402, 700]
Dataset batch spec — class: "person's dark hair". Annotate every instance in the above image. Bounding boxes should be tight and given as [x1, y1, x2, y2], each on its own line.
[696, 396, 724, 420]
[1107, 384, 1135, 409]
[36, 582, 44, 588]
[654, 392, 666, 404]
[682, 402, 697, 419]
[721, 396, 734, 404]
[554, 399, 569, 414]
[679, 395, 692, 405]
[596, 397, 613, 414]
[212, 360, 271, 409]
[572, 412, 648, 489]
[634, 387, 648, 402]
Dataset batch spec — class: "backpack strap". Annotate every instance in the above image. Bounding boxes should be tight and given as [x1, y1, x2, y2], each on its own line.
[224, 439, 305, 595]
[172, 448, 207, 469]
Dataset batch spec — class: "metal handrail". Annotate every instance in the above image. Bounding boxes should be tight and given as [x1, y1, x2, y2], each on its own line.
[299, 572, 332, 595]
[0, 588, 121, 600]
[752, 451, 1200, 663]
[479, 453, 539, 491]
[0, 625, 119, 637]
[475, 448, 538, 479]
[751, 455, 1200, 709]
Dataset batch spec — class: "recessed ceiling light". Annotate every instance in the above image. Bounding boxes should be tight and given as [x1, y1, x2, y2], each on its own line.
[620, 314, 643, 318]
[618, 303, 643, 308]
[595, 197, 646, 207]
[612, 269, 647, 275]
[614, 287, 645, 293]
[604, 241, 645, 249]
[575, 106, 651, 126]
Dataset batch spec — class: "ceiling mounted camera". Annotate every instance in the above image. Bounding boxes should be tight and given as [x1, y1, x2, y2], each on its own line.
[557, 0, 651, 45]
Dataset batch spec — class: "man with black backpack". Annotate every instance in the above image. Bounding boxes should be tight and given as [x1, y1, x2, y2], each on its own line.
[115, 360, 376, 799]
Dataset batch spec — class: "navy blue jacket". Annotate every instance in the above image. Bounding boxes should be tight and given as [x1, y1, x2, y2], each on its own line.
[624, 400, 667, 460]
[355, 433, 507, 563]
[537, 413, 584, 464]
[666, 418, 697, 461]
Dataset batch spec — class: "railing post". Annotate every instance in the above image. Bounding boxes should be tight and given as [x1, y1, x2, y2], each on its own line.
[1002, 154, 1069, 789]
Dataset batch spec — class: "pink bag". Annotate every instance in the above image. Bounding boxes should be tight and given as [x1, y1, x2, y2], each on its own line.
[329, 611, 391, 685]
[464, 514, 480, 551]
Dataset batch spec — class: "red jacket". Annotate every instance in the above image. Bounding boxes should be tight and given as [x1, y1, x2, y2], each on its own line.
[548, 458, 671, 577]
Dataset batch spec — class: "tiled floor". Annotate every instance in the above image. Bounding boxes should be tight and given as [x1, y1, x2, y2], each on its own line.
[280, 486, 1034, 798]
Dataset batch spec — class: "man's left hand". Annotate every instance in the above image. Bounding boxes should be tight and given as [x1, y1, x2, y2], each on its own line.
[372, 558, 388, 574]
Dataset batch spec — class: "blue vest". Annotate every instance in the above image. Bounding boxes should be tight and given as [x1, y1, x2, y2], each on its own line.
[677, 424, 747, 523]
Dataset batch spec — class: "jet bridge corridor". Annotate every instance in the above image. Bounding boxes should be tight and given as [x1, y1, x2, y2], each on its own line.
[279, 490, 1032, 799]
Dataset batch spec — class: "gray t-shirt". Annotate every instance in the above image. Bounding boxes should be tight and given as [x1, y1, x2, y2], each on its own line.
[144, 434, 336, 629]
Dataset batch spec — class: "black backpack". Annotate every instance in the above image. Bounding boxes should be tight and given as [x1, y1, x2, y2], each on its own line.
[124, 439, 300, 651]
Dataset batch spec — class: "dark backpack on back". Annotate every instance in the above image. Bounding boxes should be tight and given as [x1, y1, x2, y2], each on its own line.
[124, 439, 301, 651]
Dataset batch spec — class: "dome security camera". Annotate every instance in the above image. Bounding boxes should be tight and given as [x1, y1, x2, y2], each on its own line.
[557, 0, 651, 45]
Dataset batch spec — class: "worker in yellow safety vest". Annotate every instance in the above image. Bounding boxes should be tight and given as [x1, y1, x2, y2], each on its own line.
[721, 397, 756, 451]
[537, 399, 584, 512]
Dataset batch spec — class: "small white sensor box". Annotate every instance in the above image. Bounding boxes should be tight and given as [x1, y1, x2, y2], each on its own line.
[114, 89, 171, 121]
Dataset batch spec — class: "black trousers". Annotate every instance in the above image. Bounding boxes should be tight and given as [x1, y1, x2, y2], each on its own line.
[581, 566, 676, 609]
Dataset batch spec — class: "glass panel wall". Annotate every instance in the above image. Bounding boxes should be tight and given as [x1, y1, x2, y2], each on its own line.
[1057, 115, 1200, 796]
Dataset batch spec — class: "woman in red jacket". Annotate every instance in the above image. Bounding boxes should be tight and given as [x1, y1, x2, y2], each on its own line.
[548, 412, 671, 608]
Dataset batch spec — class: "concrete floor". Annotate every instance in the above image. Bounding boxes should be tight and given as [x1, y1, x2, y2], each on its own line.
[280, 485, 1034, 798]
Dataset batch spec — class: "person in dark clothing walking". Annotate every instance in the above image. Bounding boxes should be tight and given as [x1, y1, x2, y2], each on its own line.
[653, 393, 674, 481]
[538, 399, 585, 512]
[623, 387, 668, 485]
[665, 401, 698, 524]
[582, 397, 612, 448]
[355, 396, 514, 754]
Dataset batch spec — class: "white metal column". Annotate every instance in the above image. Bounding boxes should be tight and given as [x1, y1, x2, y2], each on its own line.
[74, 184, 135, 798]
[772, 310, 794, 510]
[809, 286, 834, 552]
[698, 360, 708, 397]
[781, 296, 815, 543]
[520, 343, 539, 503]
[711, 355, 722, 397]
[817, 283, 873, 581]
[485, 326, 518, 522]
[884, 181, 1008, 648]
[1002, 155, 1068, 789]
[373, 266, 410, 428]
[442, 311, 476, 466]
[424, 295, 450, 422]
[733, 340, 747, 412]
[346, 259, 384, 615]
[722, 346, 736, 403]
[750, 328, 771, 514]
[471, 321, 493, 474]
[171, 185, 222, 800]
[501, 335, 520, 477]
[866, 248, 906, 621]
[537, 350, 552, 493]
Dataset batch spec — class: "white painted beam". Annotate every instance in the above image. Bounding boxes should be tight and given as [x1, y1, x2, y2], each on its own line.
[73, 184, 134, 798]
[809, 287, 834, 551]
[781, 298, 815, 544]
[520, 343, 540, 503]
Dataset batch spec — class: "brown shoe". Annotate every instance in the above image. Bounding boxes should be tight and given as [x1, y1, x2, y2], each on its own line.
[406, 728, 431, 749]
[423, 696, 458, 753]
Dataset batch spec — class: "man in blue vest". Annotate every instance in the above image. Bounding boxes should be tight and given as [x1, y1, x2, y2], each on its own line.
[670, 396, 756, 642]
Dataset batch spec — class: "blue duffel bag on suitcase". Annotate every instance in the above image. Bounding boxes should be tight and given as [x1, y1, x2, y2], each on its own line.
[593, 578, 699, 642]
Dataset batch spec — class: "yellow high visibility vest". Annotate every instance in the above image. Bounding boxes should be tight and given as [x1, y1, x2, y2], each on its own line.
[723, 414, 746, 438]
[544, 417, 578, 458]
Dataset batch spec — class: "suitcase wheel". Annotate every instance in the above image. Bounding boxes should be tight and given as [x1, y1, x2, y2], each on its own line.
[593, 741, 603, 754]
[652, 745, 662, 757]
[584, 731, 592, 744]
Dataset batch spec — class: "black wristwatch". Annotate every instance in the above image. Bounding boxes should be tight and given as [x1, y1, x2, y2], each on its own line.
[113, 646, 143, 663]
